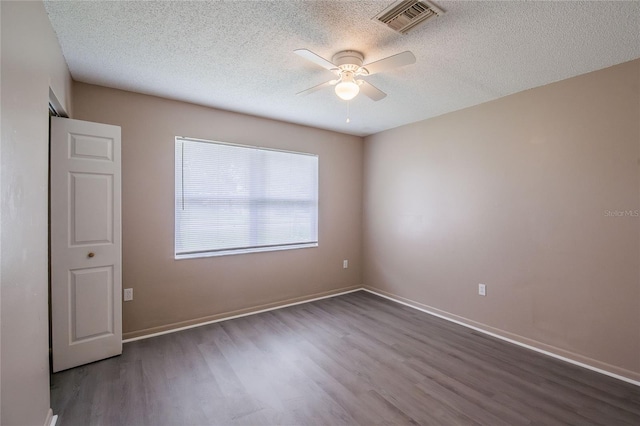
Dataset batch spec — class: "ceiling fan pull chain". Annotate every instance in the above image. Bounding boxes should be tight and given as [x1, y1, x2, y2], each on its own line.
[346, 101, 351, 123]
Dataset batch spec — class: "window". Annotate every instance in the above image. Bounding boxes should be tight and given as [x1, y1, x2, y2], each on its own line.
[175, 137, 318, 258]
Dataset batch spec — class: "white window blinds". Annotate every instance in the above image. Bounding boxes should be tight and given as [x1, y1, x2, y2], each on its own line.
[175, 137, 319, 258]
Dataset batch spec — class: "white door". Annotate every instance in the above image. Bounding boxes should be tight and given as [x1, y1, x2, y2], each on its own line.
[50, 117, 122, 372]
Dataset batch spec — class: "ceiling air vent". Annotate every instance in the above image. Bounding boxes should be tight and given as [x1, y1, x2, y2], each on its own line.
[373, 0, 445, 34]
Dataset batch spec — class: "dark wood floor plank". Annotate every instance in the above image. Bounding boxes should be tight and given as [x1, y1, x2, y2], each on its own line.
[51, 291, 640, 425]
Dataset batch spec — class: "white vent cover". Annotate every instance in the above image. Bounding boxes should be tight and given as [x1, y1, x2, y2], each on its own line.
[373, 0, 445, 34]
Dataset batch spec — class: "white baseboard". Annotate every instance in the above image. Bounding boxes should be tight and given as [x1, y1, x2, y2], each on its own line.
[362, 287, 640, 387]
[123, 287, 362, 343]
[43, 409, 57, 426]
[121, 285, 639, 387]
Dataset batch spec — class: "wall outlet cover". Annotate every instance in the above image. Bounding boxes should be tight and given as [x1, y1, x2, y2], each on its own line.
[124, 288, 133, 301]
[478, 283, 486, 296]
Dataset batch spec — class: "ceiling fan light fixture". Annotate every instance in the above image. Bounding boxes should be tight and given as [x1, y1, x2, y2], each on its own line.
[295, 48, 414, 102]
[334, 72, 360, 100]
[335, 80, 360, 100]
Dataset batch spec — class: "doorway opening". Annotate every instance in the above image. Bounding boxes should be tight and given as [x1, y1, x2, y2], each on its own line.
[48, 89, 67, 373]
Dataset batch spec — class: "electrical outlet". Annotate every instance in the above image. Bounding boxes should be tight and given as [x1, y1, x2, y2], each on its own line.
[478, 283, 486, 296]
[343, 259, 349, 269]
[124, 288, 133, 301]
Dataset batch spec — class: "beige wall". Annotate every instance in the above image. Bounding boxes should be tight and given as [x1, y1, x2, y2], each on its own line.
[72, 83, 363, 338]
[364, 59, 640, 380]
[1, 1, 74, 425]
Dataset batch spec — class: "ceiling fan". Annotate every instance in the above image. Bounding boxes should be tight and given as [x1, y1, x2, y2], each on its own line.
[294, 49, 416, 101]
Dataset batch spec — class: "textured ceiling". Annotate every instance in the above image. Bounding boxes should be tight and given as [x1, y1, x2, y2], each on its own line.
[44, 1, 640, 137]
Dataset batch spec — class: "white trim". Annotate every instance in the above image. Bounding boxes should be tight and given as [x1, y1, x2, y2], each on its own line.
[175, 242, 318, 260]
[363, 288, 640, 387]
[176, 136, 318, 157]
[122, 288, 362, 343]
[121, 286, 639, 387]
[48, 88, 68, 118]
[43, 410, 57, 426]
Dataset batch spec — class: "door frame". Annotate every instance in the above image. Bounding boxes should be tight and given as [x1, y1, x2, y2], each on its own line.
[47, 88, 68, 372]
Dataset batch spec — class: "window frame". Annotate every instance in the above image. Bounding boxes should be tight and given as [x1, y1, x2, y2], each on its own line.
[174, 136, 319, 259]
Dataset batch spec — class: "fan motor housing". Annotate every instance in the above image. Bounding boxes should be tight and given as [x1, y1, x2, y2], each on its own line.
[332, 50, 364, 71]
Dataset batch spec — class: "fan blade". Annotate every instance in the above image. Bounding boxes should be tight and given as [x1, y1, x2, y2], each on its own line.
[294, 49, 337, 71]
[363, 51, 416, 75]
[359, 80, 387, 101]
[296, 80, 336, 96]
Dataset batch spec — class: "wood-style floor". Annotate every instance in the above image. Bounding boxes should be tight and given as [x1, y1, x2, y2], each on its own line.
[51, 291, 640, 425]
